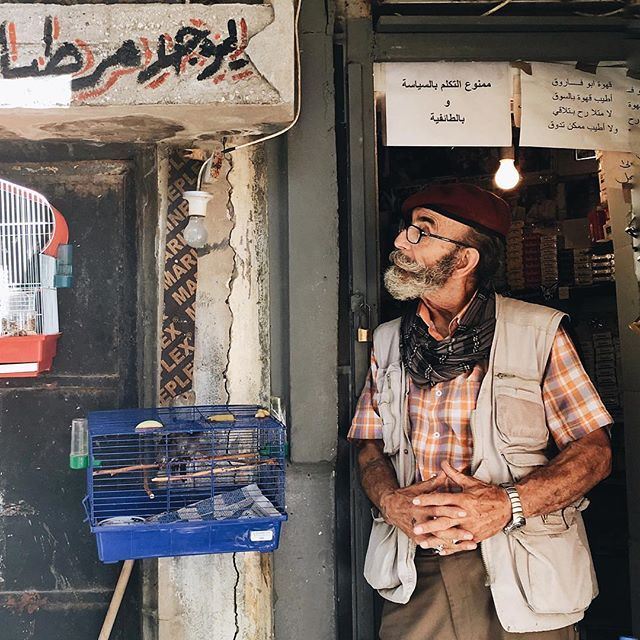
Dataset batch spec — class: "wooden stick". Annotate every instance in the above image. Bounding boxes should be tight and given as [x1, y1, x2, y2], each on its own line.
[143, 474, 155, 500]
[98, 559, 134, 640]
[93, 463, 159, 477]
[151, 459, 277, 483]
[92, 452, 259, 477]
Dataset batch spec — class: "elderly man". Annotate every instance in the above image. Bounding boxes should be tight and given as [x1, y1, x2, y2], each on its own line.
[348, 183, 612, 640]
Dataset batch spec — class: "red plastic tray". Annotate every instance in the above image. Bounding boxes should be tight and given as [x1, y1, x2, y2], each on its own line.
[0, 333, 60, 377]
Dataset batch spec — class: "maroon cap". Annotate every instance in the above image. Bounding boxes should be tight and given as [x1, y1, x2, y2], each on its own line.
[401, 183, 511, 238]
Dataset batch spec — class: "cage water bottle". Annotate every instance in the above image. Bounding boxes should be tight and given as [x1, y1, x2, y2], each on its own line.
[70, 418, 88, 469]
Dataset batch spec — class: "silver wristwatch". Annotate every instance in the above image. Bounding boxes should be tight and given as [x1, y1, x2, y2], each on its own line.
[500, 483, 526, 534]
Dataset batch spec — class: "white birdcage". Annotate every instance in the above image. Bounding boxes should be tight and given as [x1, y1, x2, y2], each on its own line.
[0, 178, 72, 377]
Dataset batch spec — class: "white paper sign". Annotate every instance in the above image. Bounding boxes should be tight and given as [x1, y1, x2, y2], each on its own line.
[520, 63, 640, 152]
[0, 75, 71, 108]
[383, 62, 512, 147]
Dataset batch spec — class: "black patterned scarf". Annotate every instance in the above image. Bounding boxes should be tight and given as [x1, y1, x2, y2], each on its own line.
[400, 286, 496, 387]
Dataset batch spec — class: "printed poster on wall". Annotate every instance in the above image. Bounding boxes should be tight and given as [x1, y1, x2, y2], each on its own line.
[383, 62, 513, 147]
[159, 151, 198, 406]
[520, 62, 640, 152]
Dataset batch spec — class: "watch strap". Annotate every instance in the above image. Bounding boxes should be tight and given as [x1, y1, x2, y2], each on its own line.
[500, 482, 526, 534]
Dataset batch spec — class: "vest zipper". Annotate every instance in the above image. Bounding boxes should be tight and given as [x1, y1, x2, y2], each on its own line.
[495, 372, 539, 383]
[480, 541, 492, 587]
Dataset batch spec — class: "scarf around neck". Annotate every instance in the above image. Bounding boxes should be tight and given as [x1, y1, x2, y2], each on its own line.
[399, 286, 496, 387]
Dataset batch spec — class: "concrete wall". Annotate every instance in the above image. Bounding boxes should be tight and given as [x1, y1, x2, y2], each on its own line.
[0, 2, 294, 142]
[148, 141, 276, 640]
[272, 0, 339, 638]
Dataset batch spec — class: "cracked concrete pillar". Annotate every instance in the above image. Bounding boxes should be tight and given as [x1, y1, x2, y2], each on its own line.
[155, 143, 273, 640]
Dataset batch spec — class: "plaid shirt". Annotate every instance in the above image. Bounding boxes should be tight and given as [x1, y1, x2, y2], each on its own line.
[348, 320, 612, 482]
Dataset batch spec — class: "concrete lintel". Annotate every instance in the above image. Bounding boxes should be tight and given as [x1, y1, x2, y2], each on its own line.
[0, 3, 295, 142]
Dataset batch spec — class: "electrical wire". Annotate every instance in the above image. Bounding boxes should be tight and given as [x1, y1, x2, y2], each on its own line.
[482, 0, 513, 16]
[196, 155, 212, 190]
[573, 8, 625, 16]
[222, 0, 303, 154]
[196, 0, 302, 187]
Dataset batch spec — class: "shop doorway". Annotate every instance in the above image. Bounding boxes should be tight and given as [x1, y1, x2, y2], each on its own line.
[336, 19, 634, 639]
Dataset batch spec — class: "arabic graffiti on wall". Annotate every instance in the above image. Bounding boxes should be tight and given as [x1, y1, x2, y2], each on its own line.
[0, 15, 254, 101]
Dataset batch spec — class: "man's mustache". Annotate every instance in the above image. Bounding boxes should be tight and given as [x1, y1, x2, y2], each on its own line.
[389, 250, 425, 274]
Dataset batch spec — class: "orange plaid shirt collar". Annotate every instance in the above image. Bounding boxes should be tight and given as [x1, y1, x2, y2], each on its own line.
[416, 292, 478, 341]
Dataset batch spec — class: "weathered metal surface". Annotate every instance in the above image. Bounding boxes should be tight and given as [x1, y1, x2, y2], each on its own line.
[0, 159, 140, 639]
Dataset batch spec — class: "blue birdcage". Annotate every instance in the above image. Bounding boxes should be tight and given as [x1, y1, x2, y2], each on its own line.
[83, 405, 287, 563]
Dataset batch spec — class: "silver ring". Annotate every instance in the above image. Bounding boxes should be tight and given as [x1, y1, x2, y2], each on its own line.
[435, 544, 445, 555]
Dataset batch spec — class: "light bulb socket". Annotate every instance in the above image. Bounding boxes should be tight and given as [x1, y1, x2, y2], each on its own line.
[499, 146, 516, 161]
[183, 190, 213, 217]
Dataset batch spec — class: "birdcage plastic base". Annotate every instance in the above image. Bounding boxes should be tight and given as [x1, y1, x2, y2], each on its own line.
[92, 516, 287, 563]
[0, 334, 60, 377]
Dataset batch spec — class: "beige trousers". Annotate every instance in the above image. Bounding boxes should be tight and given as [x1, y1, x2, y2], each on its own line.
[378, 550, 579, 640]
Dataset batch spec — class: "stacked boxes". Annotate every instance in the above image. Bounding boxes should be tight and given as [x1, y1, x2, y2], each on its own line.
[573, 250, 593, 286]
[540, 234, 559, 287]
[506, 221, 525, 291]
[592, 330, 620, 414]
[591, 253, 615, 284]
[579, 327, 621, 421]
[523, 233, 541, 289]
[506, 223, 560, 291]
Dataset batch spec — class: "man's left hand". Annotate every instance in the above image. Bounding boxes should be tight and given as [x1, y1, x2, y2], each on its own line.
[412, 461, 512, 544]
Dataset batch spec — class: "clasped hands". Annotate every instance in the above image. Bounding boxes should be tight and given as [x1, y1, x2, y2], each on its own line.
[379, 461, 512, 556]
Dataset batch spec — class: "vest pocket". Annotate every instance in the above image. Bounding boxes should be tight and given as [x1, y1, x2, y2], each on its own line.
[376, 364, 403, 455]
[494, 383, 549, 452]
[364, 519, 402, 590]
[511, 509, 595, 614]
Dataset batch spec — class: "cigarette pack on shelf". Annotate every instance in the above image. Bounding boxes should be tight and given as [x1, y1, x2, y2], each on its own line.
[591, 330, 621, 413]
[540, 235, 559, 287]
[557, 249, 575, 286]
[591, 253, 615, 283]
[83, 405, 288, 563]
[573, 250, 593, 286]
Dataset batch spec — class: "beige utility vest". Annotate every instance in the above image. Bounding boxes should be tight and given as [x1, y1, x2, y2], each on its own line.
[363, 294, 598, 633]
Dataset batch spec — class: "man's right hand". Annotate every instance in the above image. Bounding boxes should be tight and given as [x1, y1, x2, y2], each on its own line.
[379, 472, 477, 555]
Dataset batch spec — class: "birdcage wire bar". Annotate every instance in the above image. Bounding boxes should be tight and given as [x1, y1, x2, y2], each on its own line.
[0, 178, 55, 336]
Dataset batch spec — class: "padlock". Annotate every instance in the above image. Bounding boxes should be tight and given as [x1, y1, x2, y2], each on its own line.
[357, 303, 372, 343]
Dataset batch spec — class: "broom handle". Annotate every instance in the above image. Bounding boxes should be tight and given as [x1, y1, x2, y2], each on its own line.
[98, 559, 135, 640]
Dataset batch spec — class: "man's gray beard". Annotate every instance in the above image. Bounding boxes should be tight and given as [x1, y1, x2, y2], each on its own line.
[383, 248, 460, 301]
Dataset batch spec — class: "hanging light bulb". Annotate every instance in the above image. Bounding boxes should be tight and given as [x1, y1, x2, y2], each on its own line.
[182, 191, 213, 249]
[494, 148, 521, 191]
[183, 215, 208, 249]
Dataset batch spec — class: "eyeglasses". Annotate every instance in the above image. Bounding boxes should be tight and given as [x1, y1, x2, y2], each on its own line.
[399, 223, 471, 248]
